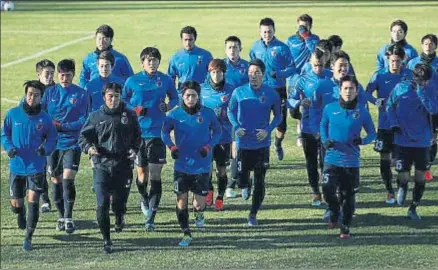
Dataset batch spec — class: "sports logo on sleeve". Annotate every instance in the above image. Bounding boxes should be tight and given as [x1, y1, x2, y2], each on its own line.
[197, 115, 203, 124]
[121, 112, 128, 124]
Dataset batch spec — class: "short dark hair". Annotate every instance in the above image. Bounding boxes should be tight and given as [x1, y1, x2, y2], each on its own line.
[413, 63, 432, 82]
[36, 59, 55, 73]
[180, 26, 197, 40]
[328, 35, 343, 48]
[259, 17, 275, 30]
[57, 59, 75, 73]
[390, 20, 408, 34]
[339, 75, 359, 89]
[181, 80, 201, 96]
[332, 50, 350, 63]
[23, 80, 45, 95]
[208, 59, 227, 73]
[317, 39, 333, 54]
[297, 14, 313, 27]
[421, 34, 438, 46]
[102, 82, 122, 96]
[385, 43, 406, 59]
[312, 48, 325, 62]
[140, 47, 161, 62]
[98, 51, 115, 67]
[248, 58, 266, 74]
[225, 36, 242, 48]
[96, 24, 114, 39]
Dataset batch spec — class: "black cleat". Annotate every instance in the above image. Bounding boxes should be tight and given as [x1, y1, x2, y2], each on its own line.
[103, 240, 113, 254]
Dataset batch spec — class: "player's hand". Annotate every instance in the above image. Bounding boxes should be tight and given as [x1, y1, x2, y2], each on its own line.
[88, 146, 100, 156]
[298, 25, 310, 39]
[352, 137, 362, 145]
[313, 133, 321, 140]
[36, 144, 45, 156]
[323, 139, 335, 149]
[256, 129, 268, 141]
[170, 146, 179, 159]
[391, 126, 401, 134]
[375, 98, 385, 109]
[7, 147, 18, 158]
[301, 98, 311, 108]
[53, 120, 62, 131]
[127, 149, 136, 160]
[134, 106, 147, 116]
[159, 102, 169, 113]
[199, 145, 210, 158]
[270, 71, 277, 79]
[236, 128, 246, 137]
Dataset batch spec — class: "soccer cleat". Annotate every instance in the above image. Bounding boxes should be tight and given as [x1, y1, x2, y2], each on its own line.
[407, 208, 421, 220]
[397, 186, 407, 206]
[275, 146, 284, 161]
[40, 202, 51, 213]
[145, 221, 155, 232]
[56, 218, 65, 231]
[339, 225, 351, 239]
[296, 138, 303, 147]
[205, 190, 214, 206]
[225, 188, 237, 198]
[311, 193, 322, 207]
[194, 212, 205, 228]
[248, 214, 258, 226]
[17, 211, 26, 230]
[385, 192, 396, 204]
[64, 219, 75, 234]
[425, 170, 433, 181]
[22, 238, 32, 251]
[115, 215, 125, 233]
[103, 240, 113, 254]
[178, 234, 192, 247]
[241, 187, 250, 201]
[215, 198, 224, 211]
[140, 199, 149, 218]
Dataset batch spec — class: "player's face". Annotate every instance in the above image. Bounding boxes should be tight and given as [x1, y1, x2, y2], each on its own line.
[248, 65, 264, 89]
[38, 67, 55, 86]
[225, 41, 241, 62]
[142, 56, 160, 74]
[422, 38, 437, 55]
[390, 25, 406, 42]
[340, 81, 358, 102]
[26, 87, 42, 107]
[58, 71, 74, 88]
[181, 33, 196, 51]
[311, 59, 323, 75]
[95, 33, 112, 51]
[297, 20, 311, 30]
[104, 90, 120, 109]
[259, 25, 275, 44]
[210, 69, 224, 84]
[388, 55, 402, 74]
[182, 89, 199, 108]
[97, 59, 112, 78]
[332, 58, 349, 79]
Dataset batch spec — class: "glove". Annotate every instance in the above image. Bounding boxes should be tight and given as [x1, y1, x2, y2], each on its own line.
[36, 144, 45, 156]
[199, 145, 210, 158]
[391, 126, 401, 134]
[270, 71, 277, 79]
[352, 138, 362, 145]
[298, 25, 310, 39]
[53, 120, 62, 131]
[127, 149, 136, 160]
[214, 107, 222, 117]
[159, 102, 169, 113]
[301, 98, 311, 108]
[170, 146, 179, 160]
[289, 108, 302, 120]
[323, 140, 335, 149]
[134, 106, 147, 116]
[7, 148, 17, 158]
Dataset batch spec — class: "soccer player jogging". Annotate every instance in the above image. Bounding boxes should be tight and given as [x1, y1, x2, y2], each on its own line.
[320, 75, 376, 239]
[79, 82, 141, 254]
[366, 44, 413, 204]
[201, 59, 234, 210]
[41, 59, 90, 234]
[167, 26, 214, 98]
[122, 47, 178, 231]
[79, 24, 134, 88]
[35, 59, 55, 213]
[227, 59, 282, 226]
[386, 63, 438, 220]
[300, 40, 333, 76]
[1, 81, 58, 251]
[161, 80, 222, 247]
[223, 35, 249, 199]
[376, 20, 418, 71]
[250, 17, 296, 161]
[327, 35, 356, 76]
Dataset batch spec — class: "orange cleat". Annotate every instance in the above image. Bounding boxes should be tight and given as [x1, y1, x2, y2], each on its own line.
[425, 170, 433, 181]
[205, 190, 214, 206]
[215, 198, 224, 211]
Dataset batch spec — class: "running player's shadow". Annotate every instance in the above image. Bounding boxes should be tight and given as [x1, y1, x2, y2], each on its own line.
[353, 212, 438, 229]
[356, 199, 438, 209]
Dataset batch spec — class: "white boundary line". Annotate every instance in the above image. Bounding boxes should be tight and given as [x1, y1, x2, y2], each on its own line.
[1, 33, 94, 69]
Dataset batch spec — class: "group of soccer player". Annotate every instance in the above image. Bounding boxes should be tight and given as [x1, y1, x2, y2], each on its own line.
[2, 14, 438, 253]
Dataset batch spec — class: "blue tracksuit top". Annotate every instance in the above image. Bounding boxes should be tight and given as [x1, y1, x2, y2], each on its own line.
[162, 106, 222, 174]
[366, 67, 412, 129]
[407, 56, 438, 82]
[288, 70, 330, 134]
[41, 84, 89, 150]
[84, 74, 125, 112]
[227, 84, 282, 149]
[201, 81, 234, 144]
[376, 43, 418, 71]
[309, 78, 368, 135]
[321, 100, 376, 167]
[386, 80, 438, 147]
[79, 48, 134, 88]
[249, 37, 296, 89]
[167, 46, 214, 92]
[1, 102, 58, 175]
[224, 57, 249, 89]
[284, 33, 320, 73]
[122, 71, 179, 139]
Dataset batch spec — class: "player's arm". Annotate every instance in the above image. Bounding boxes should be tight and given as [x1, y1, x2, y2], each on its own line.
[276, 48, 296, 79]
[365, 72, 379, 105]
[61, 92, 90, 131]
[167, 56, 178, 87]
[41, 118, 58, 155]
[249, 46, 256, 60]
[287, 78, 303, 110]
[121, 55, 134, 79]
[161, 114, 176, 148]
[207, 111, 222, 148]
[304, 36, 319, 53]
[266, 92, 282, 133]
[319, 106, 329, 144]
[376, 47, 385, 71]
[361, 110, 377, 145]
[386, 86, 400, 129]
[129, 112, 142, 153]
[79, 57, 90, 88]
[226, 91, 240, 130]
[417, 84, 438, 114]
[1, 111, 15, 152]
[121, 78, 135, 111]
[78, 113, 98, 154]
[166, 77, 179, 110]
[309, 88, 323, 135]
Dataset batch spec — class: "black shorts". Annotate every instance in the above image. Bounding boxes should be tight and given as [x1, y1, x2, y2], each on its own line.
[373, 129, 394, 153]
[135, 138, 167, 167]
[173, 171, 209, 196]
[213, 143, 231, 167]
[47, 148, 81, 177]
[237, 147, 270, 173]
[276, 87, 287, 133]
[9, 172, 45, 199]
[394, 145, 430, 172]
[432, 114, 438, 131]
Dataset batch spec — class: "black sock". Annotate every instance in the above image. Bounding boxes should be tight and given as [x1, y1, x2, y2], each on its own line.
[380, 159, 393, 193]
[412, 181, 425, 205]
[25, 201, 39, 240]
[148, 180, 162, 223]
[176, 207, 190, 236]
[63, 179, 76, 219]
[96, 205, 110, 241]
[217, 174, 227, 197]
[52, 182, 64, 218]
[229, 158, 238, 183]
[398, 181, 408, 190]
[250, 171, 266, 215]
[41, 178, 50, 203]
[274, 135, 284, 148]
[430, 143, 437, 163]
[136, 177, 149, 203]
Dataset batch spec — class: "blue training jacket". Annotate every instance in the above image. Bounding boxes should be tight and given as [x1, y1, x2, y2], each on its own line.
[407, 56, 438, 82]
[224, 58, 249, 89]
[284, 33, 320, 74]
[376, 43, 418, 72]
[84, 74, 126, 112]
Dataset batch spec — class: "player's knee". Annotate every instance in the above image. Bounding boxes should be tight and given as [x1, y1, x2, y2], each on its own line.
[63, 169, 77, 180]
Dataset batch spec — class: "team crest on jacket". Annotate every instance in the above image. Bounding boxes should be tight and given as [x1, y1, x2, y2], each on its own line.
[69, 97, 77, 104]
[197, 115, 203, 124]
[259, 95, 266, 103]
[121, 112, 128, 124]
[271, 47, 277, 57]
[156, 77, 162, 87]
[221, 95, 228, 103]
[197, 56, 202, 65]
[353, 111, 360, 119]
[36, 119, 43, 131]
